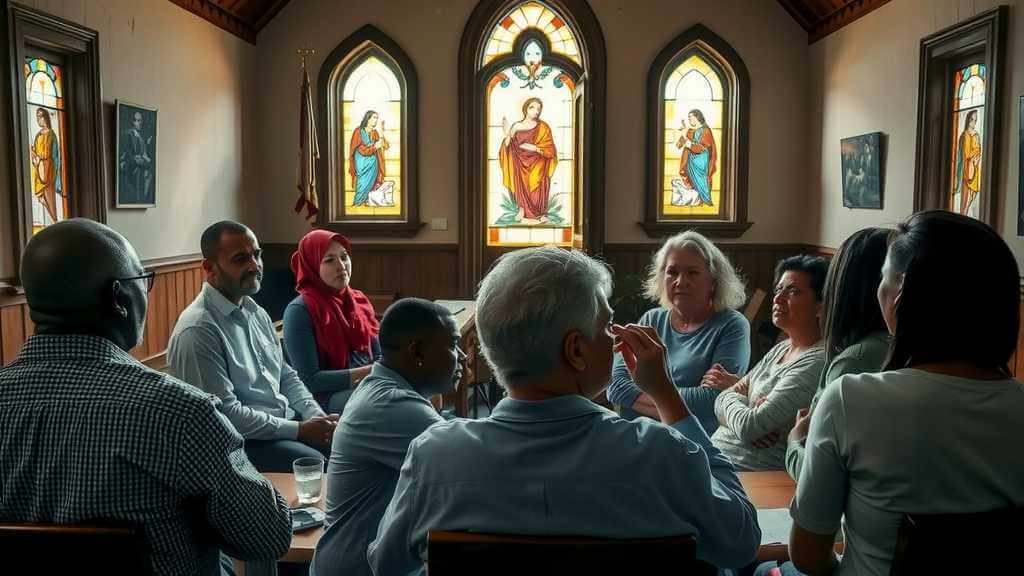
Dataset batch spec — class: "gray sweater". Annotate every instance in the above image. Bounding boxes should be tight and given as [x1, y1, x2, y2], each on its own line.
[711, 339, 824, 471]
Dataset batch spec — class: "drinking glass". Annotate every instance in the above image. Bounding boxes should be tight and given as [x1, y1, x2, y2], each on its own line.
[292, 456, 325, 505]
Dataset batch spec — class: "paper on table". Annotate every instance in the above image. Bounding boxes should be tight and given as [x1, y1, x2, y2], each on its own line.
[435, 300, 467, 316]
[757, 508, 792, 546]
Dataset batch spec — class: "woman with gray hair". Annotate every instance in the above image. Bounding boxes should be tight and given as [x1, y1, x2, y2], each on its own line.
[607, 230, 750, 434]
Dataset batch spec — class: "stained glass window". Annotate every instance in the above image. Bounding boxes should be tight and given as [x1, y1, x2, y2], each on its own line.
[485, 35, 577, 247]
[949, 63, 986, 219]
[482, 1, 580, 67]
[661, 53, 724, 217]
[24, 57, 69, 234]
[340, 53, 404, 217]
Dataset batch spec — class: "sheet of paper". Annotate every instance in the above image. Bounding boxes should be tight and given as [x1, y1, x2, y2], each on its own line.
[757, 507, 792, 546]
[434, 300, 467, 315]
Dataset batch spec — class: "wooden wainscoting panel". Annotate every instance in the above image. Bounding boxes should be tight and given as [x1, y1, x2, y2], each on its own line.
[1, 305, 27, 365]
[260, 243, 459, 321]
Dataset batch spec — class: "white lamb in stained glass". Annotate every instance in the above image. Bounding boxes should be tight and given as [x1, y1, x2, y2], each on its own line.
[671, 178, 702, 207]
[368, 180, 395, 207]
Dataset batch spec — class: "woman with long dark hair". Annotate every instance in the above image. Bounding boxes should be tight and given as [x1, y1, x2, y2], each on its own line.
[789, 211, 1024, 575]
[784, 227, 890, 481]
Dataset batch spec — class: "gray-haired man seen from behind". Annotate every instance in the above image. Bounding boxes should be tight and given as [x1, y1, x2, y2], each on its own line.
[0, 219, 292, 575]
[369, 246, 760, 574]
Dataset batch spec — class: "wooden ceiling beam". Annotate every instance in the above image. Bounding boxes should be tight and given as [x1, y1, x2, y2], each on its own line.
[777, 0, 893, 44]
[168, 0, 256, 43]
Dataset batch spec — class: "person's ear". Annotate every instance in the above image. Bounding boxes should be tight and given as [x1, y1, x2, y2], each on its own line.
[563, 330, 587, 372]
[110, 281, 129, 319]
[201, 258, 215, 278]
[407, 339, 425, 368]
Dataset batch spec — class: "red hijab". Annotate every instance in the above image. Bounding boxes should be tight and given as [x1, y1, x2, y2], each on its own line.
[290, 230, 379, 370]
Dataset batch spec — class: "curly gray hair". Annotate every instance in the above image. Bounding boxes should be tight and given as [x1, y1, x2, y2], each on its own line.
[644, 230, 746, 311]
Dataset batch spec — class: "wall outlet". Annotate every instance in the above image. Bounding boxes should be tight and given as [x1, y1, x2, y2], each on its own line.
[430, 218, 448, 231]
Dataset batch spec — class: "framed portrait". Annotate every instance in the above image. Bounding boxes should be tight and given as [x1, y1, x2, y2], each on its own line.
[841, 131, 884, 209]
[115, 100, 157, 208]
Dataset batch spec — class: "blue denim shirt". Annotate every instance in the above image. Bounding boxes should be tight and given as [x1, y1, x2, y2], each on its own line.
[368, 394, 760, 574]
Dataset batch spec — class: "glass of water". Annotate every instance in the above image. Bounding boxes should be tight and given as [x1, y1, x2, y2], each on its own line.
[292, 456, 325, 505]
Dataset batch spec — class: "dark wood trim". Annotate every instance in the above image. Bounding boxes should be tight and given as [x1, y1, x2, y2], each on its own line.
[600, 241, 818, 255]
[775, 0, 893, 44]
[6, 3, 107, 287]
[262, 242, 458, 254]
[316, 24, 422, 237]
[252, 0, 293, 32]
[913, 6, 1006, 227]
[167, 0, 256, 44]
[808, 0, 893, 44]
[643, 23, 751, 239]
[458, 0, 606, 298]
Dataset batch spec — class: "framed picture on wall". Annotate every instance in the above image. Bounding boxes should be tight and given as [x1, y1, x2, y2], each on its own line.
[841, 131, 884, 209]
[115, 100, 157, 208]
[1018, 96, 1024, 236]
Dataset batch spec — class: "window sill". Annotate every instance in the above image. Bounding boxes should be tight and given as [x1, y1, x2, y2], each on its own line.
[638, 220, 753, 239]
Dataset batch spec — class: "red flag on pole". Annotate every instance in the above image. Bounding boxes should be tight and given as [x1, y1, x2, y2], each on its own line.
[295, 65, 319, 221]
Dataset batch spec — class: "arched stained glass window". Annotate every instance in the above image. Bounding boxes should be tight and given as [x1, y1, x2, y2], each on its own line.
[318, 25, 421, 236]
[341, 54, 403, 217]
[662, 55, 724, 216]
[24, 57, 69, 234]
[949, 63, 986, 219]
[460, 0, 606, 295]
[485, 34, 578, 246]
[644, 25, 750, 238]
[482, 1, 580, 66]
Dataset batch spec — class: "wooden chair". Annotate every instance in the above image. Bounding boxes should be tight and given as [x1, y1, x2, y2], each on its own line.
[889, 506, 1024, 575]
[742, 288, 767, 324]
[0, 522, 151, 574]
[427, 531, 715, 576]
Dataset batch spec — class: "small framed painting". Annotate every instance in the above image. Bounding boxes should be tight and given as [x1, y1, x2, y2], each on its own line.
[115, 100, 157, 208]
[840, 131, 884, 209]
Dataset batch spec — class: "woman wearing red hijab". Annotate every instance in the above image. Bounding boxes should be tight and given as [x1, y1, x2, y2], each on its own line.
[284, 230, 381, 413]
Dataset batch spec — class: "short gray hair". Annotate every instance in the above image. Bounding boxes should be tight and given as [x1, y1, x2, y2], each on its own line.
[476, 247, 612, 388]
[644, 230, 746, 311]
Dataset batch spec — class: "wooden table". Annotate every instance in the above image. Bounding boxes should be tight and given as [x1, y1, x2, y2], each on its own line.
[258, 470, 800, 570]
[738, 471, 796, 562]
[267, 472, 325, 563]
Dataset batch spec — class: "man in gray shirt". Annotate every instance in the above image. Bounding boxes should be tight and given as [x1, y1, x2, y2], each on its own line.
[169, 220, 338, 472]
[311, 298, 464, 576]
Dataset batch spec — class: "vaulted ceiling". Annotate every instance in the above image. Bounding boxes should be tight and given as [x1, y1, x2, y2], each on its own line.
[169, 0, 892, 45]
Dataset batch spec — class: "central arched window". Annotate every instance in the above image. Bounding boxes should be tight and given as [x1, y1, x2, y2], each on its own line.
[459, 0, 606, 295]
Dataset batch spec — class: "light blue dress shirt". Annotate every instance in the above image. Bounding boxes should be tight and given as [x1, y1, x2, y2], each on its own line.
[168, 283, 324, 440]
[368, 394, 760, 575]
[311, 363, 444, 576]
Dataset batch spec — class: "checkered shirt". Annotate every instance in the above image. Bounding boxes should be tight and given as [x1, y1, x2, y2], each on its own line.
[0, 334, 293, 575]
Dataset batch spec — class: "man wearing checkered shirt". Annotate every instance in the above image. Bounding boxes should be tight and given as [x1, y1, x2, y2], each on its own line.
[0, 219, 292, 575]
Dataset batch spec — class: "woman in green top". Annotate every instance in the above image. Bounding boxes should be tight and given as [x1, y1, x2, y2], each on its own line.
[785, 227, 891, 481]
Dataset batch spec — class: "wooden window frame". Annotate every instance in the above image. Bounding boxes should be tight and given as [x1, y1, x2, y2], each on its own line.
[458, 0, 606, 297]
[913, 6, 1007, 225]
[317, 24, 423, 238]
[642, 23, 751, 239]
[3, 3, 106, 288]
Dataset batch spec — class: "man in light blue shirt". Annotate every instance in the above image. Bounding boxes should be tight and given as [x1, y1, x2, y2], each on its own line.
[169, 220, 338, 472]
[369, 247, 760, 575]
[311, 298, 464, 576]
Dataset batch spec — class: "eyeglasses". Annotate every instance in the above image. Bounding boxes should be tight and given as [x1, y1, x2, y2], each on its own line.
[115, 271, 156, 293]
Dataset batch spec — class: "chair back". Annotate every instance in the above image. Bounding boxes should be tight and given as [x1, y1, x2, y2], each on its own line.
[0, 522, 151, 574]
[889, 506, 1024, 575]
[427, 531, 715, 576]
[743, 288, 767, 324]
